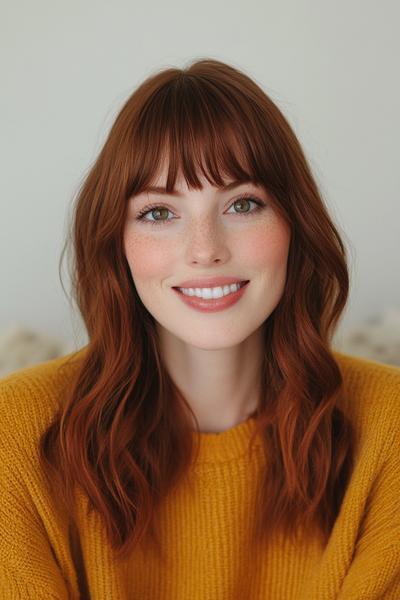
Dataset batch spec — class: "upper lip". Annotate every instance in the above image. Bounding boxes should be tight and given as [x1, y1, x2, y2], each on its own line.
[173, 277, 249, 289]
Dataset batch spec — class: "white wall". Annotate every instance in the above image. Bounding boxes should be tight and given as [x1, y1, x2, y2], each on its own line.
[1, 0, 399, 350]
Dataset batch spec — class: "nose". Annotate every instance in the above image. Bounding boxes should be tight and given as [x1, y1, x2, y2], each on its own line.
[185, 218, 231, 265]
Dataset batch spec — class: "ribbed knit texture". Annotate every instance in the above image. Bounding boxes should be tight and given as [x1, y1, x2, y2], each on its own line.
[0, 349, 399, 599]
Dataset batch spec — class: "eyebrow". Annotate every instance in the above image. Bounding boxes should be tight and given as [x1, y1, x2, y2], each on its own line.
[142, 180, 253, 197]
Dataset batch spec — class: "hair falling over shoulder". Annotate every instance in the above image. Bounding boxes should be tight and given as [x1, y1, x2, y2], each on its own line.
[38, 57, 355, 561]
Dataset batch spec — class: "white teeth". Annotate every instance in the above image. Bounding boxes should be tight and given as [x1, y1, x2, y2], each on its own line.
[178, 282, 243, 299]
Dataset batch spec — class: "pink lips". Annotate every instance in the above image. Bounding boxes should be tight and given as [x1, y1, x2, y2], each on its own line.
[173, 280, 249, 313]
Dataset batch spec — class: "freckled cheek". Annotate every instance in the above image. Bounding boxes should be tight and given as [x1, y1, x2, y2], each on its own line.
[124, 234, 175, 281]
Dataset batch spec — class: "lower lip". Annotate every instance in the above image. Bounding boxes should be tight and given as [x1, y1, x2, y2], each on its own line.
[172, 281, 250, 313]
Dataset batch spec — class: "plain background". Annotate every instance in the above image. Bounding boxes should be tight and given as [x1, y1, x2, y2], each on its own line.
[1, 0, 399, 350]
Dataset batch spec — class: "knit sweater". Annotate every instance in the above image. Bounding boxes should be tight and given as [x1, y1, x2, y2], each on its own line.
[0, 349, 399, 600]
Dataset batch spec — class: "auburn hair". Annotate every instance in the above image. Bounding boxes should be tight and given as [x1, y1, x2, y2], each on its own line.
[39, 57, 355, 562]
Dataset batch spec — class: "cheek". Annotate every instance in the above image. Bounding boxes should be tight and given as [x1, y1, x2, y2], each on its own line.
[238, 221, 291, 269]
[124, 232, 175, 280]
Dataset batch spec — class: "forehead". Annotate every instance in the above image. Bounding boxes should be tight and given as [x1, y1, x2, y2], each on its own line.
[144, 180, 262, 198]
[142, 164, 260, 197]
[142, 136, 257, 194]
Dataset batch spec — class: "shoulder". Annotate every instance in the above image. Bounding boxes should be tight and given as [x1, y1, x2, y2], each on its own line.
[332, 350, 400, 451]
[333, 349, 400, 389]
[0, 346, 88, 441]
[333, 350, 400, 408]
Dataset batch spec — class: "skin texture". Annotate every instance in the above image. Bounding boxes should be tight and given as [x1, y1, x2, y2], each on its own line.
[123, 167, 291, 433]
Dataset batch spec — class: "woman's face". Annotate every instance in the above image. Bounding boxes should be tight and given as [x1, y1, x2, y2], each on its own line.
[123, 168, 291, 350]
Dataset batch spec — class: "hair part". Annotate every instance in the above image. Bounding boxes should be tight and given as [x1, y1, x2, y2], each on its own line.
[39, 57, 354, 562]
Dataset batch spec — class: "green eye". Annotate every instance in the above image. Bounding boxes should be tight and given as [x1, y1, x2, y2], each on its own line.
[229, 197, 254, 213]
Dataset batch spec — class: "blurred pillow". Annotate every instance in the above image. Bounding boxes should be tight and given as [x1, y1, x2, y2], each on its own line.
[0, 323, 76, 377]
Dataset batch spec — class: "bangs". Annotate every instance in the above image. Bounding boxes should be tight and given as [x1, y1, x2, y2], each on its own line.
[128, 75, 274, 196]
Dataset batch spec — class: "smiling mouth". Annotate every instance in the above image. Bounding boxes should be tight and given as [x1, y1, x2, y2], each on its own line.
[174, 280, 249, 298]
[173, 280, 249, 291]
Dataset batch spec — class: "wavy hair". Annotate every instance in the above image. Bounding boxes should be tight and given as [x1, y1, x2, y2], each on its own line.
[39, 58, 355, 562]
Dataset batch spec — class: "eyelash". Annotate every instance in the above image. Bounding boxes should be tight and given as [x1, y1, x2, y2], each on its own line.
[135, 194, 267, 226]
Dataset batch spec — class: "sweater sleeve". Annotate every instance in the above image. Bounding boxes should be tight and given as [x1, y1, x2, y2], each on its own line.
[337, 411, 400, 599]
[0, 392, 70, 599]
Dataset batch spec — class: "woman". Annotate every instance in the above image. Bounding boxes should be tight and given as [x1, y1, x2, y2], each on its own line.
[1, 58, 399, 599]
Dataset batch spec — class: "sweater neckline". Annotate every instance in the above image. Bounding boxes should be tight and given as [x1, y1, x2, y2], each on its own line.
[190, 416, 262, 463]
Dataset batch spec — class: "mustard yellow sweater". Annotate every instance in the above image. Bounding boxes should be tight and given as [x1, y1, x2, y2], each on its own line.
[0, 349, 399, 599]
